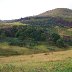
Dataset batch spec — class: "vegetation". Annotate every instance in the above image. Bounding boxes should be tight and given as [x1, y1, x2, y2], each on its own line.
[56, 38, 66, 48]
[38, 8, 72, 17]
[0, 25, 71, 49]
[0, 49, 72, 72]
[0, 8, 72, 72]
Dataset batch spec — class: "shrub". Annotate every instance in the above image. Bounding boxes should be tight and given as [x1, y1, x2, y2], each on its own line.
[50, 33, 60, 43]
[56, 38, 66, 48]
[8, 38, 24, 47]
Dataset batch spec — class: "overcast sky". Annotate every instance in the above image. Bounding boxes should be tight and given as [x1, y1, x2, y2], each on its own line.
[0, 0, 72, 20]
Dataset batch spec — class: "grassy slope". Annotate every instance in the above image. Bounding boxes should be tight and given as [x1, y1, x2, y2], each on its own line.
[54, 26, 72, 36]
[38, 8, 72, 18]
[0, 22, 26, 28]
[0, 49, 72, 72]
[0, 42, 65, 56]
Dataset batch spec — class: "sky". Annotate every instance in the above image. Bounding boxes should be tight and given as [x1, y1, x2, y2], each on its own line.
[0, 0, 72, 20]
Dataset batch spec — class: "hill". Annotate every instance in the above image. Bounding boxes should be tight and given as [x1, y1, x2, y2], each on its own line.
[1, 8, 72, 27]
[38, 8, 72, 18]
[17, 8, 72, 27]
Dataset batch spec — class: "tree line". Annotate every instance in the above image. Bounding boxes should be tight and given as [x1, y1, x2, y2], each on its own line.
[0, 25, 71, 48]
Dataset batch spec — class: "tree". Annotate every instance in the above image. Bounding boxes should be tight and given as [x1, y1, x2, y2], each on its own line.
[51, 33, 60, 43]
[0, 32, 6, 40]
[56, 38, 65, 48]
[16, 26, 46, 41]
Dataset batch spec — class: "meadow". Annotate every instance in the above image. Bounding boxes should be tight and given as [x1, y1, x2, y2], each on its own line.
[0, 49, 72, 72]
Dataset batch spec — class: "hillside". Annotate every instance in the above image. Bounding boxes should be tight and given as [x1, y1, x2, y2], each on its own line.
[20, 16, 72, 27]
[38, 8, 72, 18]
[17, 8, 72, 27]
[1, 8, 72, 27]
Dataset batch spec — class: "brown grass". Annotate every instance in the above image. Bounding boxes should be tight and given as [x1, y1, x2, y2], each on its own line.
[0, 49, 72, 64]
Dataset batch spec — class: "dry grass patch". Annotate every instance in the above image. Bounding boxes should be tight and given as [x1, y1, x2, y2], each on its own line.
[0, 49, 72, 64]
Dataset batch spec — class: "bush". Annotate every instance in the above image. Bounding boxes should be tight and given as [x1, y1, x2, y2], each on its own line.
[50, 33, 60, 43]
[8, 38, 24, 47]
[56, 38, 66, 48]
[0, 32, 6, 39]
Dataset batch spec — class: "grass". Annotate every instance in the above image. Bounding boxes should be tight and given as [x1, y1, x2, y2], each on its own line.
[54, 26, 72, 36]
[46, 26, 72, 36]
[0, 22, 26, 28]
[0, 42, 33, 56]
[0, 49, 72, 72]
[0, 42, 66, 56]
[0, 59, 72, 72]
[4, 22, 27, 26]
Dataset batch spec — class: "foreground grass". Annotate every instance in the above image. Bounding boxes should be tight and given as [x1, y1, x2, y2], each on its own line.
[0, 59, 72, 72]
[0, 50, 72, 72]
